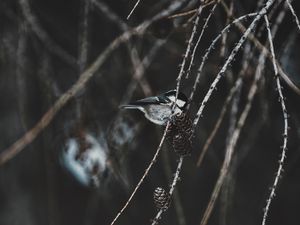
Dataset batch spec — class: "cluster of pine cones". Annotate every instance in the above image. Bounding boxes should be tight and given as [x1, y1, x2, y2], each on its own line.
[166, 112, 193, 156]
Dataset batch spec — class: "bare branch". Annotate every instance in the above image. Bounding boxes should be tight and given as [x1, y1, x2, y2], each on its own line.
[0, 27, 141, 166]
[186, 12, 258, 110]
[127, 0, 142, 19]
[262, 15, 289, 225]
[110, 124, 170, 225]
[196, 77, 242, 167]
[186, 1, 220, 79]
[192, 0, 272, 129]
[0, 0, 189, 166]
[286, 0, 300, 32]
[174, 4, 204, 111]
[221, 0, 300, 95]
[199, 38, 267, 225]
[151, 157, 184, 225]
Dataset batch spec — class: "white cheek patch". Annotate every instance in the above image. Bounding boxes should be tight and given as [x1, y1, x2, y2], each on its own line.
[168, 96, 175, 103]
[168, 96, 186, 108]
[176, 99, 186, 108]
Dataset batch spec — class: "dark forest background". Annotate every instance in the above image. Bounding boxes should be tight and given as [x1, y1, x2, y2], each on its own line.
[0, 0, 300, 225]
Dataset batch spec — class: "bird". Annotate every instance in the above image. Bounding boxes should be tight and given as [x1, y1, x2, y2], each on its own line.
[121, 90, 188, 125]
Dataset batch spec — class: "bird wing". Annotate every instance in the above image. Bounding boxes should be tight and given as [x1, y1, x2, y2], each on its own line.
[127, 96, 167, 106]
[120, 95, 170, 109]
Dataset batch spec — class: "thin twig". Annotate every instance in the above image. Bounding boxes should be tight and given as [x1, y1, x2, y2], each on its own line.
[219, 62, 242, 225]
[196, 77, 242, 167]
[262, 15, 289, 225]
[0, 0, 189, 166]
[221, 0, 300, 95]
[198, 2, 287, 223]
[151, 157, 184, 225]
[199, 38, 267, 225]
[91, 0, 128, 30]
[286, 0, 300, 32]
[174, 4, 204, 111]
[91, 0, 152, 96]
[160, 144, 187, 225]
[109, 2, 192, 224]
[192, 0, 272, 129]
[186, 12, 258, 111]
[186, 1, 220, 79]
[0, 28, 140, 165]
[110, 124, 170, 225]
[220, 0, 233, 58]
[168, 0, 217, 19]
[120, 40, 166, 105]
[127, 0, 142, 19]
[168, 9, 198, 19]
[196, 40, 252, 166]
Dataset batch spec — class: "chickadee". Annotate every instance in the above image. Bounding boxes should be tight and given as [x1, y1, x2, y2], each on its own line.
[121, 90, 188, 125]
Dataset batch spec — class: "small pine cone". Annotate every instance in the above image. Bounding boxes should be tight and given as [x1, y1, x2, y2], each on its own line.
[173, 133, 192, 156]
[153, 187, 171, 211]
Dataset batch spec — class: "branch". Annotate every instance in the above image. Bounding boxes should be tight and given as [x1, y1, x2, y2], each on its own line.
[196, 42, 253, 167]
[174, 4, 204, 111]
[0, 0, 190, 166]
[127, 0, 142, 19]
[261, 15, 289, 225]
[221, 0, 300, 95]
[186, 12, 258, 110]
[196, 77, 242, 167]
[110, 124, 170, 225]
[220, 0, 233, 58]
[192, 0, 273, 129]
[186, 1, 220, 79]
[151, 157, 184, 225]
[199, 36, 267, 225]
[286, 0, 300, 32]
[0, 27, 141, 166]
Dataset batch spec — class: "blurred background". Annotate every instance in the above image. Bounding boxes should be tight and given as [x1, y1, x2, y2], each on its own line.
[0, 0, 300, 225]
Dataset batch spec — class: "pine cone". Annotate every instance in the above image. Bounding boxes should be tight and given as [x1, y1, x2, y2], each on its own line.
[167, 113, 193, 156]
[173, 133, 192, 156]
[153, 187, 171, 211]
